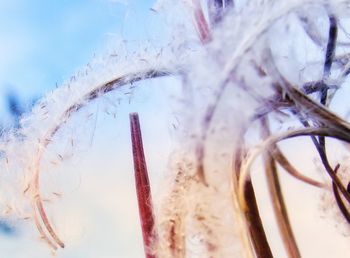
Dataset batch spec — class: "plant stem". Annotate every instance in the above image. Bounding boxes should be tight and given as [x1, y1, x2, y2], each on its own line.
[234, 132, 273, 258]
[130, 112, 157, 258]
[261, 118, 301, 258]
[323, 14, 337, 79]
[243, 178, 273, 258]
[270, 146, 325, 188]
[32, 68, 171, 250]
[332, 164, 350, 223]
[192, 0, 211, 43]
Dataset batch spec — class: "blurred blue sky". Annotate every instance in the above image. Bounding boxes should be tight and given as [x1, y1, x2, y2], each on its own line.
[0, 0, 158, 123]
[0, 1, 174, 257]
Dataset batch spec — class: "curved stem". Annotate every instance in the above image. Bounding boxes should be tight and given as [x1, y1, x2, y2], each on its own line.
[261, 118, 300, 258]
[238, 126, 350, 211]
[234, 127, 272, 258]
[32, 202, 58, 250]
[297, 117, 350, 206]
[270, 146, 325, 188]
[35, 198, 65, 248]
[30, 68, 173, 249]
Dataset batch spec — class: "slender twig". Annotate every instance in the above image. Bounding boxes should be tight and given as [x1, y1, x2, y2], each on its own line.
[249, 98, 326, 188]
[333, 182, 350, 223]
[192, 0, 211, 43]
[234, 129, 273, 258]
[130, 113, 157, 258]
[314, 16, 350, 223]
[261, 118, 301, 258]
[332, 164, 350, 223]
[296, 116, 350, 206]
[265, 48, 350, 206]
[32, 204, 58, 250]
[270, 146, 325, 188]
[35, 199, 65, 248]
[323, 14, 337, 80]
[238, 126, 350, 209]
[318, 14, 337, 164]
[243, 179, 274, 258]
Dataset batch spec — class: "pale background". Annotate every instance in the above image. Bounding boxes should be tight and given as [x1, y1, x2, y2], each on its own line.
[0, 1, 349, 258]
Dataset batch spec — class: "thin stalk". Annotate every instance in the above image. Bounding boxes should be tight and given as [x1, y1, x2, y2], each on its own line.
[318, 14, 337, 171]
[130, 113, 157, 258]
[192, 0, 211, 43]
[265, 50, 350, 206]
[332, 164, 350, 223]
[234, 130, 273, 258]
[32, 204, 58, 250]
[238, 126, 350, 202]
[313, 14, 350, 222]
[35, 198, 65, 248]
[232, 145, 256, 258]
[248, 97, 325, 188]
[296, 117, 350, 206]
[323, 14, 337, 80]
[261, 118, 301, 258]
[243, 179, 273, 258]
[270, 146, 325, 188]
[333, 182, 350, 223]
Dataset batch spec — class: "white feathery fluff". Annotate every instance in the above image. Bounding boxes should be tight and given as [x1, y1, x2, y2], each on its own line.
[1, 0, 350, 257]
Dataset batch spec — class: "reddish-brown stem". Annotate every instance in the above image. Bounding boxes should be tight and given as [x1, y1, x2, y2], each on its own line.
[192, 0, 211, 43]
[130, 112, 157, 258]
[261, 118, 301, 258]
[36, 199, 65, 248]
[234, 136, 273, 258]
[243, 179, 273, 258]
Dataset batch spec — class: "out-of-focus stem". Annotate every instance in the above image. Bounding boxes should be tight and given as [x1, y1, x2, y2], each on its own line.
[130, 113, 157, 258]
[208, 0, 234, 25]
[192, 0, 211, 43]
[261, 118, 301, 258]
[35, 198, 65, 248]
[208, 0, 224, 25]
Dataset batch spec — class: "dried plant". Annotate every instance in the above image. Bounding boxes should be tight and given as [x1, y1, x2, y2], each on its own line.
[1, 0, 350, 257]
